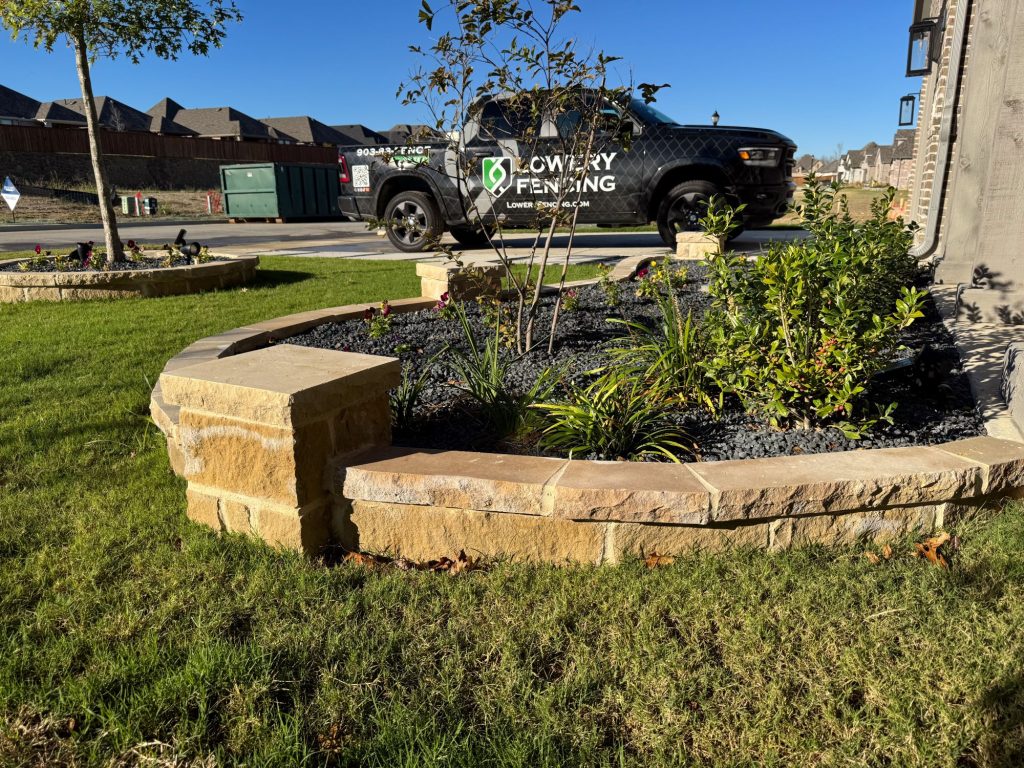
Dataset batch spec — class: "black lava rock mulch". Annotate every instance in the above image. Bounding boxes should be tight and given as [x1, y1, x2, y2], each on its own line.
[288, 270, 984, 462]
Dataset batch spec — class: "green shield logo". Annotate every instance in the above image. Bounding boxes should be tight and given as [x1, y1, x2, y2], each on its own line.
[482, 157, 513, 197]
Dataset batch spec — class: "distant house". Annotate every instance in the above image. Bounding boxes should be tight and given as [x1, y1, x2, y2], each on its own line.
[331, 124, 389, 146]
[816, 158, 840, 183]
[889, 129, 915, 190]
[837, 150, 864, 184]
[262, 116, 351, 147]
[870, 145, 894, 186]
[57, 96, 195, 136]
[0, 84, 84, 127]
[792, 153, 823, 184]
[147, 98, 279, 142]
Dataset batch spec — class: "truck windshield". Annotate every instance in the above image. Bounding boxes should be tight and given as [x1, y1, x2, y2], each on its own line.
[628, 98, 678, 126]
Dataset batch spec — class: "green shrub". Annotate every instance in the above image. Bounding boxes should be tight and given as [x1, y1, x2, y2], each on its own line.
[702, 178, 926, 437]
[535, 370, 692, 462]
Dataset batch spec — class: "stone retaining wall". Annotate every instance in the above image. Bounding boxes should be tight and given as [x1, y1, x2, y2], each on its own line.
[150, 259, 1024, 564]
[0, 254, 258, 302]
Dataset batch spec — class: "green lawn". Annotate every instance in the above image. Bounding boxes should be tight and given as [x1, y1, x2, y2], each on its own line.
[1, 256, 1023, 766]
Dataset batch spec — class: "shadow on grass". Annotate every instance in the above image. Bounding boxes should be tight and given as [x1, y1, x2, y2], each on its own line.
[974, 673, 1024, 767]
[252, 269, 315, 289]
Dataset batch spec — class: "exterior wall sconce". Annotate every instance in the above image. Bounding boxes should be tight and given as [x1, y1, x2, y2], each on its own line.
[711, 110, 720, 126]
[899, 94, 918, 126]
[907, 18, 940, 76]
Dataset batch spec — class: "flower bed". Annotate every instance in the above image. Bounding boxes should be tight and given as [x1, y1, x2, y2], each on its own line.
[287, 267, 984, 461]
[0, 250, 258, 302]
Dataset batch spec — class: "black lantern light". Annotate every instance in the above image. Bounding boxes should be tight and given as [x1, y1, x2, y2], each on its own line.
[711, 110, 720, 127]
[906, 18, 939, 76]
[899, 94, 917, 126]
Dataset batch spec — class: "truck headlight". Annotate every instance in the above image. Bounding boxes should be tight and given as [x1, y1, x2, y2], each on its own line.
[738, 147, 781, 167]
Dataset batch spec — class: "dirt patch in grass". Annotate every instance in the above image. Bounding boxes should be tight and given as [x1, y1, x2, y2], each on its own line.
[4, 188, 220, 225]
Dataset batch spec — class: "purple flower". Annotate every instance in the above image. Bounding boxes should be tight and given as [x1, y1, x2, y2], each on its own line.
[440, 291, 450, 303]
[637, 268, 649, 280]
[34, 245, 41, 255]
[363, 307, 375, 321]
[380, 300, 392, 317]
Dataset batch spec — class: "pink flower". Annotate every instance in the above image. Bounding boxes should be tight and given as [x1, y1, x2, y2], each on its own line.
[380, 300, 392, 317]
[34, 245, 41, 255]
[637, 268, 649, 280]
[363, 307, 375, 321]
[440, 291, 450, 303]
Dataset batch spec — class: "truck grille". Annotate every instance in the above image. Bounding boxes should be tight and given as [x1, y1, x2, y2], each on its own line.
[783, 147, 796, 179]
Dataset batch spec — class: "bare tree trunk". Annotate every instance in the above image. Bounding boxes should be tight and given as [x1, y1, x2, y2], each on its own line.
[73, 32, 122, 265]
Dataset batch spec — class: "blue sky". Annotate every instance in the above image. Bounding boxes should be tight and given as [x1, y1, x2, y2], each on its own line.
[0, 1, 919, 158]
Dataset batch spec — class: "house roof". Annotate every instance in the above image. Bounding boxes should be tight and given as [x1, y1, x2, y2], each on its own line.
[817, 159, 840, 174]
[34, 100, 87, 125]
[384, 123, 442, 144]
[165, 106, 275, 140]
[892, 130, 915, 160]
[60, 96, 196, 135]
[876, 145, 894, 164]
[330, 124, 388, 146]
[0, 84, 41, 121]
[845, 149, 865, 165]
[147, 97, 185, 121]
[894, 129, 915, 143]
[794, 153, 816, 170]
[262, 116, 348, 145]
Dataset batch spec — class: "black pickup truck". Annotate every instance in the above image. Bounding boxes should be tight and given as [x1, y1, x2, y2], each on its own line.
[337, 93, 797, 252]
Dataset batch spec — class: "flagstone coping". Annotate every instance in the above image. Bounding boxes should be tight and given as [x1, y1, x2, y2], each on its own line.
[149, 259, 1024, 561]
[0, 253, 258, 302]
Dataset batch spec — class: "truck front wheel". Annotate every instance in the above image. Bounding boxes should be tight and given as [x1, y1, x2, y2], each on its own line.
[384, 191, 442, 253]
[656, 180, 721, 249]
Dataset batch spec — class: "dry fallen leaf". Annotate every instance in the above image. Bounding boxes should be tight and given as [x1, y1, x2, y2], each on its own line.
[343, 551, 386, 568]
[644, 551, 675, 569]
[881, 544, 893, 560]
[864, 551, 881, 565]
[913, 532, 951, 569]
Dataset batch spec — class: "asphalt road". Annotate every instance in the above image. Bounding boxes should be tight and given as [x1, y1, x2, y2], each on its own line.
[0, 219, 806, 260]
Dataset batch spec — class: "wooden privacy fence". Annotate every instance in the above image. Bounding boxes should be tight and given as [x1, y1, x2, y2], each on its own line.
[0, 125, 336, 164]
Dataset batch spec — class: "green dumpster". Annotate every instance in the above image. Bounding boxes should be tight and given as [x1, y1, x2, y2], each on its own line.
[220, 163, 341, 221]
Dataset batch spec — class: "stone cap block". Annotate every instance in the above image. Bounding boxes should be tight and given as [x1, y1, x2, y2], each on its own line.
[936, 436, 1024, 495]
[553, 460, 710, 524]
[689, 446, 984, 521]
[161, 344, 400, 427]
[343, 447, 567, 516]
[416, 261, 503, 281]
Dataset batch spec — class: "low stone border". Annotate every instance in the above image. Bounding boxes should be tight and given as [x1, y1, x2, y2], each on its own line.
[150, 258, 1024, 564]
[0, 253, 259, 302]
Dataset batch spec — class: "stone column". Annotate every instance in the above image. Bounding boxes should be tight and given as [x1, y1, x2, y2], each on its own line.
[417, 261, 504, 300]
[675, 232, 725, 260]
[159, 344, 400, 553]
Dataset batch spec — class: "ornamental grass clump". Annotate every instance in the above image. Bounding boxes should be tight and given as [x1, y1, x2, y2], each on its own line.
[702, 179, 927, 437]
[534, 369, 692, 462]
[447, 302, 558, 437]
[607, 263, 712, 410]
